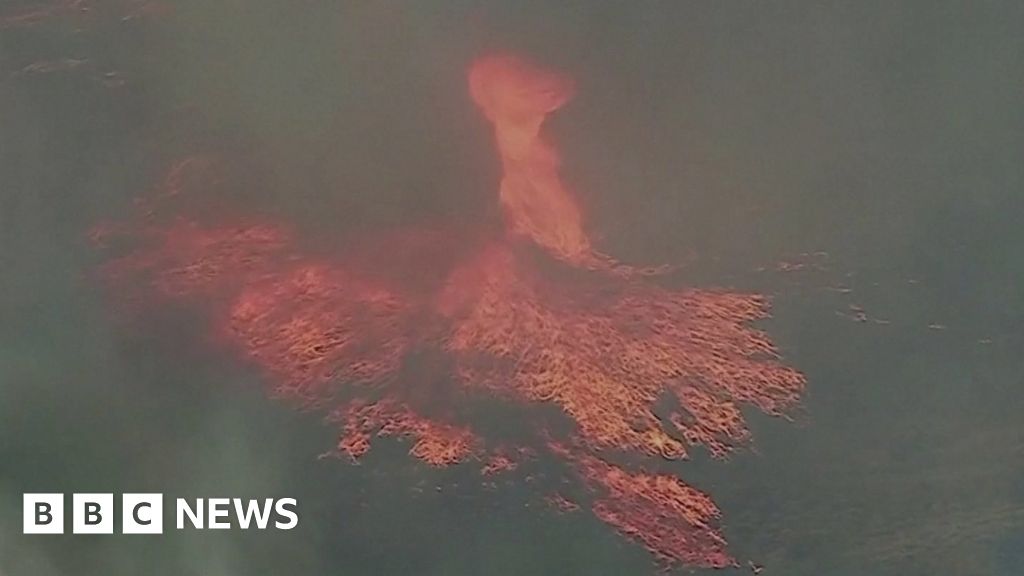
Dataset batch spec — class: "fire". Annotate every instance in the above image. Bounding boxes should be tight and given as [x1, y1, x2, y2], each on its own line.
[552, 442, 734, 568]
[93, 54, 805, 571]
[331, 399, 480, 467]
[468, 55, 596, 268]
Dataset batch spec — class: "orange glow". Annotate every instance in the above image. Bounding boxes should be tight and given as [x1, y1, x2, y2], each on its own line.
[93, 53, 805, 571]
[468, 55, 597, 268]
[440, 243, 803, 463]
[332, 399, 479, 467]
[552, 442, 733, 568]
[480, 448, 520, 476]
[544, 492, 580, 514]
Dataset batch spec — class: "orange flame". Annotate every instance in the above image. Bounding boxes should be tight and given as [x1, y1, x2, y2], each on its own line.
[552, 443, 733, 568]
[468, 55, 598, 267]
[92, 53, 805, 571]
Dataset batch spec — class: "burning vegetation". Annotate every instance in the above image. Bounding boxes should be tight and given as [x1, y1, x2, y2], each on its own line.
[94, 54, 805, 570]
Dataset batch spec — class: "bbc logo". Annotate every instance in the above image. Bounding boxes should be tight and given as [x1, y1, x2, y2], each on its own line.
[24, 494, 298, 534]
[23, 493, 163, 534]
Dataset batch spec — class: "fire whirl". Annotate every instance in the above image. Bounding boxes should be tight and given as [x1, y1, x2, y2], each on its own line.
[94, 54, 806, 570]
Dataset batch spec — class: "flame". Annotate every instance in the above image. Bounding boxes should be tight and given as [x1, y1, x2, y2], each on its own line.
[331, 399, 480, 467]
[92, 53, 806, 570]
[551, 442, 734, 568]
[468, 55, 597, 267]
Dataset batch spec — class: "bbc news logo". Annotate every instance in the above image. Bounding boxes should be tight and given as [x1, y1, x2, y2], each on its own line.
[23, 494, 298, 534]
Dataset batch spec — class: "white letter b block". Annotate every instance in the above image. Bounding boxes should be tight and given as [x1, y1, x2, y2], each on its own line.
[23, 494, 64, 534]
[73, 493, 113, 534]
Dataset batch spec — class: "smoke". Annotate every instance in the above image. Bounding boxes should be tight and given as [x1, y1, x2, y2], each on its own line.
[88, 52, 806, 569]
[4, 1, 1024, 575]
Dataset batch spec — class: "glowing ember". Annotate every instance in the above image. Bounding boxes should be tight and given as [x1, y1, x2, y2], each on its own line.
[480, 449, 519, 476]
[331, 399, 479, 467]
[554, 442, 733, 568]
[93, 53, 805, 570]
[545, 492, 580, 514]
